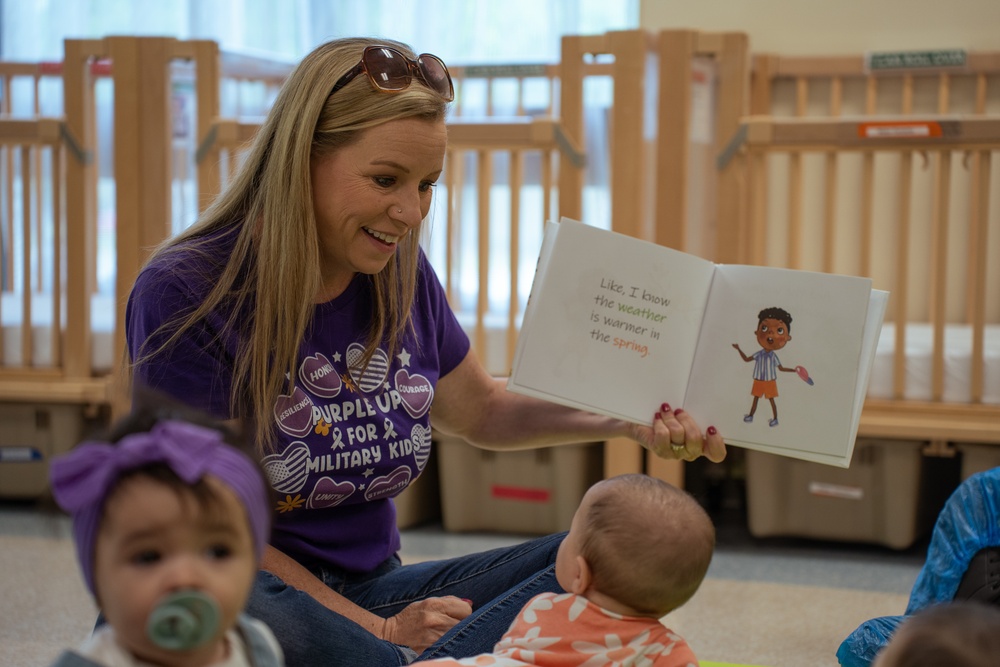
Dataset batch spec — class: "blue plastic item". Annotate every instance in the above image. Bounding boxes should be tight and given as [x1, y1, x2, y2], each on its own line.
[837, 468, 1000, 666]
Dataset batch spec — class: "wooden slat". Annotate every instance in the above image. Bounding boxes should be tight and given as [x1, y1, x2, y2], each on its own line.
[61, 38, 98, 382]
[507, 150, 522, 369]
[928, 151, 951, 401]
[892, 152, 912, 399]
[475, 149, 490, 361]
[19, 146, 31, 367]
[968, 152, 991, 402]
[655, 30, 696, 251]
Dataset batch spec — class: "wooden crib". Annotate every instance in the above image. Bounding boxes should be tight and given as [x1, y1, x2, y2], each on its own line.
[726, 51, 1000, 457]
[12, 32, 994, 497]
[0, 30, 747, 493]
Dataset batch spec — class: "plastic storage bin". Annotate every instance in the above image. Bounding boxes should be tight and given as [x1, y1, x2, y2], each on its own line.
[955, 443, 1000, 480]
[436, 435, 603, 535]
[0, 403, 88, 499]
[746, 439, 931, 549]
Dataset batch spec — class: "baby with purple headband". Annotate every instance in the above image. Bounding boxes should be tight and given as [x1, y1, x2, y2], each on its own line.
[47, 408, 283, 667]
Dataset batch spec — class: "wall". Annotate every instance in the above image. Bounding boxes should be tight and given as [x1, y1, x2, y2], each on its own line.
[640, 0, 1000, 54]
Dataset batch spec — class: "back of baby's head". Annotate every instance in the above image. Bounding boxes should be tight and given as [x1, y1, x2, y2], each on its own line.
[876, 601, 1000, 667]
[579, 474, 714, 616]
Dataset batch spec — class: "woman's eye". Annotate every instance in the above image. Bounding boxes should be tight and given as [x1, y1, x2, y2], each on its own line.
[419, 181, 438, 193]
[373, 176, 395, 188]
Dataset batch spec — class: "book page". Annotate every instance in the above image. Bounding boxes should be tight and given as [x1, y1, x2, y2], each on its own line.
[508, 219, 718, 424]
[683, 265, 875, 465]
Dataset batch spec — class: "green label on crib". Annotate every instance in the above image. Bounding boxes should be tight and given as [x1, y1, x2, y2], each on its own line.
[866, 50, 967, 71]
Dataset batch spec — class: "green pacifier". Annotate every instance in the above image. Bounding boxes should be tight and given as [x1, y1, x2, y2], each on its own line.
[146, 591, 221, 651]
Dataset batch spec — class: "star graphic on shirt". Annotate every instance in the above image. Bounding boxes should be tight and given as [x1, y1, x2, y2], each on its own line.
[332, 351, 342, 363]
[397, 348, 411, 367]
[363, 468, 374, 478]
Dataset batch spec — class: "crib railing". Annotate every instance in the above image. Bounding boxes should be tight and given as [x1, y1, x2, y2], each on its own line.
[739, 115, 1000, 444]
[2, 31, 748, 485]
[0, 119, 64, 373]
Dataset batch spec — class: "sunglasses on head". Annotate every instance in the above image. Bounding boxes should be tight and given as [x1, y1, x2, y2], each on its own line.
[329, 45, 454, 101]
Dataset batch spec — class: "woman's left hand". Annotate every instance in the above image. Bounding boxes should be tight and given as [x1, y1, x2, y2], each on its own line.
[626, 403, 726, 462]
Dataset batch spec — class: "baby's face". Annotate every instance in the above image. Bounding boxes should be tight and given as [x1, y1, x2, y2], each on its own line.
[92, 475, 257, 666]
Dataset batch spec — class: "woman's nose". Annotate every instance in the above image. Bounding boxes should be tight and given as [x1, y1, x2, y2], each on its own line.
[389, 195, 424, 228]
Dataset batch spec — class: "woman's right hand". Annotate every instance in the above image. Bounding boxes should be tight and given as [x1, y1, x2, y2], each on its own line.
[380, 596, 472, 653]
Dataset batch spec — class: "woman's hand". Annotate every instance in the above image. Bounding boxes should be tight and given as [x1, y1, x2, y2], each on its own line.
[380, 596, 472, 652]
[626, 403, 726, 463]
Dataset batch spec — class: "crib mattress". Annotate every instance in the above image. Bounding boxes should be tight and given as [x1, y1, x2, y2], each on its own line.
[868, 322, 1000, 404]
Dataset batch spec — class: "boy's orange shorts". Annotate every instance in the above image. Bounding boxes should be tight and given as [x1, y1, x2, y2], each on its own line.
[752, 379, 779, 398]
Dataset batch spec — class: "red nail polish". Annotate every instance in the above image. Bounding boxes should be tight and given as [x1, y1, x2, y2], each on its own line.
[461, 598, 473, 605]
[674, 408, 685, 416]
[661, 403, 671, 412]
[707, 426, 717, 435]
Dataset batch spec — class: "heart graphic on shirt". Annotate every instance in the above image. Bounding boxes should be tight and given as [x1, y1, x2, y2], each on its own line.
[273, 386, 315, 438]
[346, 343, 389, 394]
[364, 465, 411, 501]
[299, 353, 343, 398]
[411, 424, 431, 472]
[307, 477, 356, 509]
[261, 441, 311, 494]
[394, 370, 433, 418]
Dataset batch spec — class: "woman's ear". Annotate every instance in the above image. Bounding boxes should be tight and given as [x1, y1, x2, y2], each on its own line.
[570, 554, 593, 596]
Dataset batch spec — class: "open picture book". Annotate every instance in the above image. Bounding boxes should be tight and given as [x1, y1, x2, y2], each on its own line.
[507, 217, 889, 467]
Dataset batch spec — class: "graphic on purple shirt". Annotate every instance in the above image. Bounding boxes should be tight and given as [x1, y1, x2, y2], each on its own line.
[126, 229, 470, 573]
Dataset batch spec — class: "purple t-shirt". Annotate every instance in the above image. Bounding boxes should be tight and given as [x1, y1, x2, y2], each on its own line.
[126, 229, 470, 572]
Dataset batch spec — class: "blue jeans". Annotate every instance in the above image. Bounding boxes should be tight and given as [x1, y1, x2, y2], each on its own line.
[245, 532, 565, 666]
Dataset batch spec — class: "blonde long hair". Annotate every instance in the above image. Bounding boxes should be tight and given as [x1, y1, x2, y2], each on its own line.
[131, 38, 449, 454]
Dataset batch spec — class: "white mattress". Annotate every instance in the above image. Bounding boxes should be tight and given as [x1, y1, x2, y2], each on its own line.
[867, 322, 1000, 404]
[0, 292, 115, 372]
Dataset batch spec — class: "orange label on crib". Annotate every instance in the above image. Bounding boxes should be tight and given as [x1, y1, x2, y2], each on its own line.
[858, 121, 943, 139]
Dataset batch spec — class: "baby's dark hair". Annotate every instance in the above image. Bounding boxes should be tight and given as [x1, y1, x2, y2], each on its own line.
[106, 386, 274, 511]
[757, 306, 792, 332]
[878, 601, 1000, 667]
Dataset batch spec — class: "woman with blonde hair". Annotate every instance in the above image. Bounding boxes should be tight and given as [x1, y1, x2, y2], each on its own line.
[127, 37, 726, 666]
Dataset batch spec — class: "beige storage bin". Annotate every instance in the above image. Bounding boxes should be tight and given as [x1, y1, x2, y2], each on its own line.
[955, 443, 1000, 481]
[436, 435, 603, 535]
[0, 403, 88, 499]
[746, 439, 929, 550]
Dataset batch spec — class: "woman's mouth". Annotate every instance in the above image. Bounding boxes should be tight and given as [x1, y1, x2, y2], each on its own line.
[364, 227, 400, 245]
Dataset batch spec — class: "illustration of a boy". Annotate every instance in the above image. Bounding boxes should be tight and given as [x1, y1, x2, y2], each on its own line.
[733, 307, 796, 427]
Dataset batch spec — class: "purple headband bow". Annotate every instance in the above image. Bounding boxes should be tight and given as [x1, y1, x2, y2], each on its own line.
[49, 420, 270, 595]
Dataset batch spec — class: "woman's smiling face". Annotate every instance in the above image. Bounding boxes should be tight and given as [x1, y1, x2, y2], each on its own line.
[310, 116, 447, 301]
